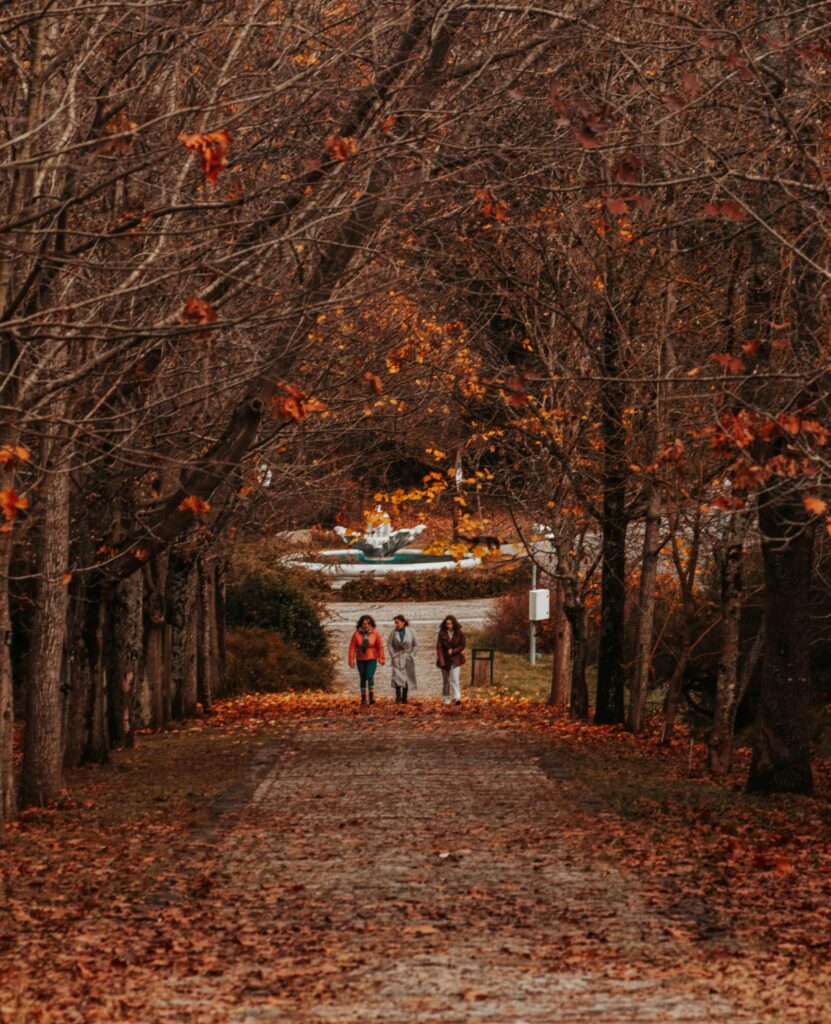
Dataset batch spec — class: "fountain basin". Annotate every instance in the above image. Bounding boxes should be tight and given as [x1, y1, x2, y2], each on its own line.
[287, 548, 480, 577]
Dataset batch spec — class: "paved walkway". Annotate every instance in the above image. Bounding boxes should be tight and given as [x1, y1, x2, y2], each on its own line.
[326, 599, 497, 699]
[144, 709, 741, 1023]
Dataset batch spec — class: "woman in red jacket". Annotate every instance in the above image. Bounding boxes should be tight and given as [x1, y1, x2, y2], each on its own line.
[348, 614, 385, 705]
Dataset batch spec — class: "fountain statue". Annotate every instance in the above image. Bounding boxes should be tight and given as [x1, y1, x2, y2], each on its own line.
[334, 506, 426, 559]
[285, 505, 480, 578]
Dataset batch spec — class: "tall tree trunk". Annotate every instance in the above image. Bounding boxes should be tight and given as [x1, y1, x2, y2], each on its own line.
[142, 553, 167, 727]
[627, 484, 663, 734]
[708, 516, 745, 775]
[197, 554, 215, 712]
[660, 622, 691, 746]
[565, 602, 589, 720]
[0, 525, 16, 833]
[747, 498, 814, 794]
[20, 463, 70, 807]
[595, 300, 628, 725]
[547, 581, 571, 706]
[107, 573, 142, 747]
[167, 549, 198, 718]
[214, 555, 227, 699]
[84, 596, 109, 765]
[62, 590, 88, 770]
[661, 511, 702, 744]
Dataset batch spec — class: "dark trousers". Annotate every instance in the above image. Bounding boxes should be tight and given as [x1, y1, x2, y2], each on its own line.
[357, 659, 377, 690]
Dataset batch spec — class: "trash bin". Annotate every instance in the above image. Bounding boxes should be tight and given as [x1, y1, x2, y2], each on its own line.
[471, 648, 494, 687]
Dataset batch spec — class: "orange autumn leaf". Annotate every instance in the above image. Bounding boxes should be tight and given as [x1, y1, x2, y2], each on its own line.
[363, 371, 383, 395]
[710, 353, 745, 373]
[0, 445, 30, 467]
[62, 572, 73, 585]
[180, 297, 218, 337]
[803, 496, 827, 516]
[178, 495, 211, 516]
[179, 129, 231, 184]
[270, 383, 326, 422]
[135, 547, 150, 561]
[326, 134, 359, 161]
[0, 488, 28, 521]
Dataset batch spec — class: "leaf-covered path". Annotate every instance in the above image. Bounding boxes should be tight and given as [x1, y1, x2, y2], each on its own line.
[142, 709, 739, 1023]
[3, 696, 829, 1022]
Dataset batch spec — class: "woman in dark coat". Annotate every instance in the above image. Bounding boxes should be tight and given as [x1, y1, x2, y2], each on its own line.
[436, 614, 466, 705]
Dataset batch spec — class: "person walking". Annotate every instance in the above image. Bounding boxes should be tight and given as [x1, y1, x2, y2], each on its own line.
[348, 614, 385, 705]
[388, 614, 417, 704]
[436, 614, 466, 705]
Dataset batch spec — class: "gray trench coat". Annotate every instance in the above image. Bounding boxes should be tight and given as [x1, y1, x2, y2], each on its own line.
[388, 626, 418, 690]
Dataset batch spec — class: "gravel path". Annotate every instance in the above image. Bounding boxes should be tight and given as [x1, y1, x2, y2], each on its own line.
[144, 708, 739, 1022]
[326, 599, 498, 699]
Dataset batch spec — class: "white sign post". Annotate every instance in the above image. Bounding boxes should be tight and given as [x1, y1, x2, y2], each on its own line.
[528, 568, 550, 666]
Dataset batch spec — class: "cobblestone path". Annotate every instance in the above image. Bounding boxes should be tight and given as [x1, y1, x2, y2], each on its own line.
[145, 708, 744, 1023]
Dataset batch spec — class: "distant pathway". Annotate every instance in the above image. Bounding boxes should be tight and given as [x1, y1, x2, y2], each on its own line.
[326, 598, 497, 699]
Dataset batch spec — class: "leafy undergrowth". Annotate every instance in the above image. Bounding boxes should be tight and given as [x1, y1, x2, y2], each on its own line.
[1, 693, 829, 1021]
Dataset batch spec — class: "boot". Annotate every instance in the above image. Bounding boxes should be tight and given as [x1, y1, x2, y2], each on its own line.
[402, 686, 408, 704]
[360, 689, 367, 705]
[369, 690, 375, 705]
[394, 686, 401, 703]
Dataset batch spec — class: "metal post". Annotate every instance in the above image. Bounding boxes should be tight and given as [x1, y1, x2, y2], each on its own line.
[529, 557, 537, 666]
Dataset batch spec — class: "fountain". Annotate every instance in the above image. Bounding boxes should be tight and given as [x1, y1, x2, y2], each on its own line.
[287, 507, 481, 578]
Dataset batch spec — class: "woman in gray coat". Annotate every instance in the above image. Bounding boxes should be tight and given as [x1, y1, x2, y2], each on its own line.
[388, 614, 417, 703]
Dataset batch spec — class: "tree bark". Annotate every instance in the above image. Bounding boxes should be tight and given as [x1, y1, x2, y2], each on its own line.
[708, 517, 745, 775]
[627, 484, 662, 734]
[107, 573, 142, 747]
[20, 463, 70, 807]
[197, 553, 215, 712]
[0, 526, 16, 833]
[214, 555, 227, 699]
[747, 498, 814, 794]
[167, 549, 198, 719]
[595, 301, 628, 725]
[84, 597, 110, 765]
[547, 581, 572, 706]
[565, 601, 589, 720]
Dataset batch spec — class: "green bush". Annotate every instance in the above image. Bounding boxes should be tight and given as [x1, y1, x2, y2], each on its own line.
[225, 565, 329, 659]
[225, 628, 334, 693]
[340, 564, 529, 602]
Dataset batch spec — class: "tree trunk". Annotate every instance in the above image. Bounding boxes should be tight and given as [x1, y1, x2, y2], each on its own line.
[660, 623, 690, 746]
[747, 497, 814, 794]
[167, 549, 198, 718]
[84, 597, 110, 764]
[708, 517, 745, 775]
[547, 581, 571, 706]
[214, 555, 227, 699]
[627, 485, 662, 733]
[62, 592, 88, 770]
[0, 526, 16, 833]
[20, 464, 70, 807]
[107, 573, 142, 747]
[565, 602, 589, 720]
[595, 300, 628, 725]
[197, 554, 215, 712]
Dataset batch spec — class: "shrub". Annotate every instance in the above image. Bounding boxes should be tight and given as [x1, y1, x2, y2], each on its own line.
[225, 628, 334, 693]
[340, 564, 529, 602]
[225, 565, 328, 659]
[479, 588, 556, 654]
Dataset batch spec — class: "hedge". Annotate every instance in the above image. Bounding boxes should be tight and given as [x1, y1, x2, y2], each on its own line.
[339, 564, 529, 602]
